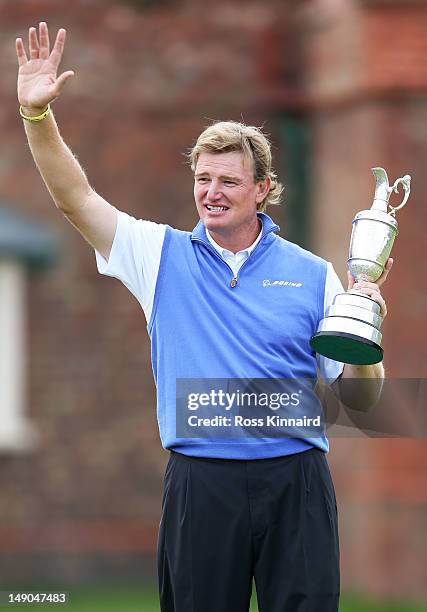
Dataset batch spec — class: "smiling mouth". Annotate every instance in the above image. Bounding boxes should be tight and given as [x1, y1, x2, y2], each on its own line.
[205, 205, 228, 212]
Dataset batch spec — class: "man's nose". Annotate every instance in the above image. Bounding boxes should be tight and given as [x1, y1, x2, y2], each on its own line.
[206, 180, 221, 201]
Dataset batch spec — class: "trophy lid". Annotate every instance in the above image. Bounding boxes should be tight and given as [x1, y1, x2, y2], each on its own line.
[353, 209, 398, 232]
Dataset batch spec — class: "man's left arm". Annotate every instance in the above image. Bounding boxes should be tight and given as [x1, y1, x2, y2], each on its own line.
[332, 258, 393, 409]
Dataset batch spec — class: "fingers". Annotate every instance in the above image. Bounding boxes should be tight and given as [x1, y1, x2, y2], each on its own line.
[50, 28, 67, 69]
[352, 281, 387, 318]
[375, 257, 393, 287]
[29, 26, 39, 60]
[375, 293, 387, 318]
[17, 22, 61, 66]
[365, 290, 387, 318]
[347, 270, 355, 291]
[39, 21, 50, 59]
[15, 37, 28, 66]
[347, 256, 393, 311]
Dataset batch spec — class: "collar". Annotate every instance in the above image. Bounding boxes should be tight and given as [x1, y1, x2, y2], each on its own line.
[191, 212, 280, 246]
[205, 226, 263, 257]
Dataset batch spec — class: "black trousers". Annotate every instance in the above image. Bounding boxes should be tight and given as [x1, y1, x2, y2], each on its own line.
[157, 448, 340, 612]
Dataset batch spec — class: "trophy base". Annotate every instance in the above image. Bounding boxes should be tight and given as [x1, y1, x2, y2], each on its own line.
[311, 330, 383, 365]
[311, 294, 384, 365]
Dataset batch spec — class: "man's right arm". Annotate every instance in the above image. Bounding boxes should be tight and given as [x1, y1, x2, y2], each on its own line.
[16, 23, 117, 261]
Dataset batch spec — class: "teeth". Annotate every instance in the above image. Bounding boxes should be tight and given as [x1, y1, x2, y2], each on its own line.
[207, 206, 227, 211]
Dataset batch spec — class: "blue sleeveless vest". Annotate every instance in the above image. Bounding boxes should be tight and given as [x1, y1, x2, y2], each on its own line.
[148, 213, 328, 459]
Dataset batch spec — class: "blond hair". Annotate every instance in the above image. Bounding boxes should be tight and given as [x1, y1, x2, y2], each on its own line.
[188, 120, 284, 212]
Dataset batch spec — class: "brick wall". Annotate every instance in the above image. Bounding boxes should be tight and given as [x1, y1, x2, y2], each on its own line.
[298, 0, 427, 598]
[0, 0, 290, 586]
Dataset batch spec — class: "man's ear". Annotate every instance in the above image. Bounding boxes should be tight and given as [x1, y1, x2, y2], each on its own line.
[255, 176, 271, 204]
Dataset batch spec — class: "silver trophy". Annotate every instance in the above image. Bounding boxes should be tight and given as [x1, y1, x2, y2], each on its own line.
[310, 167, 411, 365]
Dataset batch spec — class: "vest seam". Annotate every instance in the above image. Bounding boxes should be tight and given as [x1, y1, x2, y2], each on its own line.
[148, 225, 172, 334]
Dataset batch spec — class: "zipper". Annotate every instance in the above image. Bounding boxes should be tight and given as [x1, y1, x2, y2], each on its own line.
[191, 238, 236, 283]
[191, 222, 279, 289]
[228, 237, 266, 287]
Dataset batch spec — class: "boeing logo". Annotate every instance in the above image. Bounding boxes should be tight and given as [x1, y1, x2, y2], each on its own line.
[262, 280, 303, 288]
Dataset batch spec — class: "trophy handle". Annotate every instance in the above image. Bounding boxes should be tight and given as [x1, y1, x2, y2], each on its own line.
[389, 175, 411, 216]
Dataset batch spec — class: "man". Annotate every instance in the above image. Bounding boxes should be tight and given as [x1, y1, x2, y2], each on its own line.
[16, 23, 391, 612]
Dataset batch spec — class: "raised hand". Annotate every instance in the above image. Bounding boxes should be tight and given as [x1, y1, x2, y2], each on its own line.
[16, 22, 74, 112]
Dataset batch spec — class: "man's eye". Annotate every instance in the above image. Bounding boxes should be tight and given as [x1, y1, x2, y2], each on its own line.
[224, 181, 236, 186]
[197, 177, 208, 183]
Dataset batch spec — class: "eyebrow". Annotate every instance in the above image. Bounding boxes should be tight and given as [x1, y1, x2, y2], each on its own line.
[195, 172, 241, 181]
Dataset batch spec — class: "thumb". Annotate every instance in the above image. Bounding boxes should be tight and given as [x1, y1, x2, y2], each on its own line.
[347, 270, 355, 291]
[376, 257, 393, 287]
[53, 70, 75, 96]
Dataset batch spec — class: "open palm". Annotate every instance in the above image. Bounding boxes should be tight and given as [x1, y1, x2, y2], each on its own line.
[16, 22, 74, 110]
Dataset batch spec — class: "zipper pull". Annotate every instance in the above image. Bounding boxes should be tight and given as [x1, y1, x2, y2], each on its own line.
[230, 277, 237, 288]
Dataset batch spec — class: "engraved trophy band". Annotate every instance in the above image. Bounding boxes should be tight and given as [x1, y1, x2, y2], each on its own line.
[310, 167, 411, 365]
